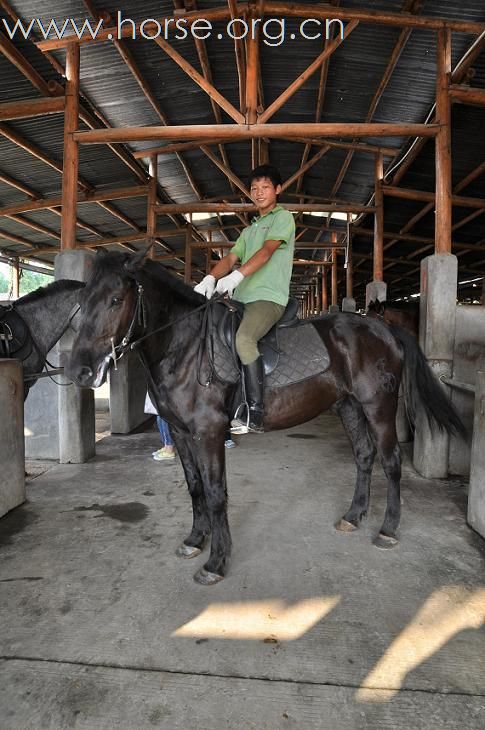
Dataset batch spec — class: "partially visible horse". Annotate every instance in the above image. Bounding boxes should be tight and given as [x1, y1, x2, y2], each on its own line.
[0, 279, 85, 399]
[367, 298, 419, 338]
[65, 251, 464, 585]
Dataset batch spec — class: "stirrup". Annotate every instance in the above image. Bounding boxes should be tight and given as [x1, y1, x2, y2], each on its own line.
[230, 402, 250, 435]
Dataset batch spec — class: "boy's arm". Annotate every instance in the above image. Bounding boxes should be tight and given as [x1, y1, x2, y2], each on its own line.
[216, 239, 283, 297]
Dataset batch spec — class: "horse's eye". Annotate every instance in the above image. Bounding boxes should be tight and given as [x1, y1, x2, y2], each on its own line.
[111, 297, 122, 307]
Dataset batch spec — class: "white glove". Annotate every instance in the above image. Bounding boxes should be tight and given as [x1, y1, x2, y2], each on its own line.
[194, 274, 216, 299]
[216, 270, 244, 298]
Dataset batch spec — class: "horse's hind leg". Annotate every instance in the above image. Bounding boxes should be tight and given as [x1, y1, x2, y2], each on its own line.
[334, 397, 376, 532]
[171, 429, 211, 559]
[362, 400, 401, 549]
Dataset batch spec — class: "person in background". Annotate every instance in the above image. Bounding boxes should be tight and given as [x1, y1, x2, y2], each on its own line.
[144, 391, 176, 462]
[152, 417, 176, 461]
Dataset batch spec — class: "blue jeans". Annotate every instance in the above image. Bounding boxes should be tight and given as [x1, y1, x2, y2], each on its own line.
[156, 417, 173, 447]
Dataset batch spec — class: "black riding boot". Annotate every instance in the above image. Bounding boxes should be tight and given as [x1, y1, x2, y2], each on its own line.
[244, 356, 265, 433]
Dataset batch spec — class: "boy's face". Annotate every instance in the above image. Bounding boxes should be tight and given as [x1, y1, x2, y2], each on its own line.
[250, 176, 281, 215]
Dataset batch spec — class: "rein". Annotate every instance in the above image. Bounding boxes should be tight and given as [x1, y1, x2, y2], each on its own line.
[110, 283, 226, 394]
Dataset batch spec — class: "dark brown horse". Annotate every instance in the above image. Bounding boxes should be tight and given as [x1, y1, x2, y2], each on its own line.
[367, 298, 419, 338]
[65, 251, 464, 585]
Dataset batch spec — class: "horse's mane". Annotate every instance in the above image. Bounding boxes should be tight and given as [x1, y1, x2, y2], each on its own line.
[92, 251, 205, 307]
[17, 278, 85, 305]
[144, 259, 204, 306]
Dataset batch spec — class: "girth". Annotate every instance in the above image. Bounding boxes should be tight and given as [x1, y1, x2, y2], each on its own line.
[215, 297, 299, 376]
[0, 306, 33, 361]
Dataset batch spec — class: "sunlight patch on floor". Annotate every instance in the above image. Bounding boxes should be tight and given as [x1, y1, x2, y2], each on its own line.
[172, 597, 340, 641]
[356, 586, 485, 702]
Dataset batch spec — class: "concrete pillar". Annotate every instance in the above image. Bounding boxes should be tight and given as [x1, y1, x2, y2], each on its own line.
[328, 304, 340, 313]
[0, 360, 25, 517]
[24, 369, 60, 459]
[413, 253, 457, 478]
[55, 250, 95, 464]
[468, 371, 485, 539]
[341, 297, 356, 313]
[109, 351, 150, 434]
[365, 280, 387, 308]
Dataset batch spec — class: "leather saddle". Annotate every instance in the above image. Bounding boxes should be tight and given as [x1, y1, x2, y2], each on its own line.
[0, 305, 33, 361]
[214, 297, 299, 376]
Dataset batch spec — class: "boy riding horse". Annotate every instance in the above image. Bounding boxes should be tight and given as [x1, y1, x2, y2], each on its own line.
[194, 164, 295, 434]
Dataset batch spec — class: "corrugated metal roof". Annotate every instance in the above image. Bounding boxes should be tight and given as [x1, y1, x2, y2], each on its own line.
[0, 0, 484, 302]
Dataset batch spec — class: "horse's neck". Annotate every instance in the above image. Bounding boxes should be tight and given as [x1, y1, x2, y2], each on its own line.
[144, 297, 201, 367]
[16, 287, 80, 355]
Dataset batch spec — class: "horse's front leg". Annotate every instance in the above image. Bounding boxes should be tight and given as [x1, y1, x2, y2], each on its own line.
[171, 427, 211, 559]
[192, 429, 231, 586]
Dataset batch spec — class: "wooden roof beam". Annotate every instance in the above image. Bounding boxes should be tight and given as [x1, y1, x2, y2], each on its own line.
[74, 123, 439, 144]
[228, 0, 247, 114]
[259, 20, 358, 123]
[35, 3, 484, 51]
[154, 37, 245, 123]
[329, 0, 421, 201]
[184, 0, 243, 200]
[264, 3, 484, 33]
[281, 146, 330, 192]
[0, 96, 65, 121]
[383, 184, 485, 209]
[450, 85, 485, 108]
[0, 184, 147, 217]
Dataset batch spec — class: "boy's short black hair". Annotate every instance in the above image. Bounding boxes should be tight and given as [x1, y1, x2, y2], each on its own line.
[249, 164, 282, 188]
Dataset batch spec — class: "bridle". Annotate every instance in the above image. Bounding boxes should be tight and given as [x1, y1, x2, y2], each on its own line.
[105, 280, 211, 369]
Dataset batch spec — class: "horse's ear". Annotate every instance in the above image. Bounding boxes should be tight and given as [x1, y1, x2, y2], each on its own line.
[124, 247, 149, 275]
[95, 247, 109, 258]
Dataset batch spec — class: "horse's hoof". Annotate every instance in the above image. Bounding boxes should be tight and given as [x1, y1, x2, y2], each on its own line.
[193, 568, 224, 586]
[176, 543, 202, 559]
[335, 518, 358, 533]
[374, 533, 398, 550]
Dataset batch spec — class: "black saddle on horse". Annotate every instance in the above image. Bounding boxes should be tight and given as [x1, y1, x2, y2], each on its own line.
[0, 305, 33, 361]
[205, 298, 330, 388]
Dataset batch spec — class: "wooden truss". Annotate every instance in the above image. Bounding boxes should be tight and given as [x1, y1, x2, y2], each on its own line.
[0, 0, 484, 306]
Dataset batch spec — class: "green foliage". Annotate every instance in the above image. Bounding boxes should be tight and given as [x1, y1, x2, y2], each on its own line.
[0, 271, 9, 295]
[19, 268, 52, 296]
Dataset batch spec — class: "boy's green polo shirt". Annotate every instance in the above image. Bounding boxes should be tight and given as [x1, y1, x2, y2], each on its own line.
[231, 205, 295, 306]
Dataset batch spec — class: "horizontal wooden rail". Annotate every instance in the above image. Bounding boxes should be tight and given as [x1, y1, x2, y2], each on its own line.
[449, 84, 485, 108]
[383, 185, 485, 209]
[155, 202, 375, 214]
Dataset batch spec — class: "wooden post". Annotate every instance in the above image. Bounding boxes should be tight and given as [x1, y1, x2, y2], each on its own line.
[185, 222, 193, 284]
[346, 213, 353, 299]
[373, 151, 384, 280]
[245, 3, 260, 124]
[11, 259, 19, 299]
[61, 43, 80, 250]
[331, 234, 338, 306]
[147, 155, 158, 258]
[321, 265, 328, 312]
[435, 28, 452, 254]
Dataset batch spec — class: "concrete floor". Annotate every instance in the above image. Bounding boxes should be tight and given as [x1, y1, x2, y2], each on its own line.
[1, 413, 484, 729]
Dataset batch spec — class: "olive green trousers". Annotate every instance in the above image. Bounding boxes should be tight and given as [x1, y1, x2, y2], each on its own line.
[235, 300, 286, 365]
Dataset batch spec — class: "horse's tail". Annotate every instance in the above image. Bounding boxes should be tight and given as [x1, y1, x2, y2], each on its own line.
[389, 323, 467, 439]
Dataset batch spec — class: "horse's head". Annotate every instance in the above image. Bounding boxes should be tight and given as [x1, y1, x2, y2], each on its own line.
[366, 298, 386, 318]
[65, 249, 147, 387]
